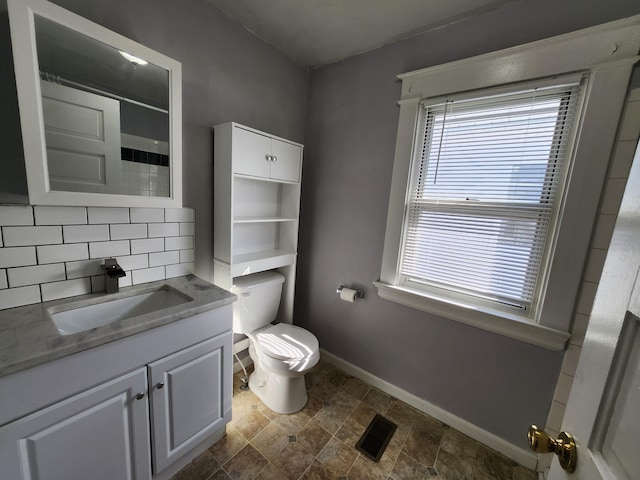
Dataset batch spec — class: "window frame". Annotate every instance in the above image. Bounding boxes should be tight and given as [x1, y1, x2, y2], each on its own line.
[399, 79, 584, 319]
[375, 16, 640, 350]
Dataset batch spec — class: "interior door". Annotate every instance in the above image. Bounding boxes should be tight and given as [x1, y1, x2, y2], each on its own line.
[41, 81, 122, 194]
[548, 141, 640, 479]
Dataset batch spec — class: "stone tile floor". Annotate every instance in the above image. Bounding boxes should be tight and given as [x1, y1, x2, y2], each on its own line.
[173, 360, 538, 480]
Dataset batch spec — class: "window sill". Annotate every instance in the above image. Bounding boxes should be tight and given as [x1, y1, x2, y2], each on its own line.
[373, 282, 569, 351]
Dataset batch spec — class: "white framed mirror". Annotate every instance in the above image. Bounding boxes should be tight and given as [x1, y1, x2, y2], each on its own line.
[7, 0, 182, 207]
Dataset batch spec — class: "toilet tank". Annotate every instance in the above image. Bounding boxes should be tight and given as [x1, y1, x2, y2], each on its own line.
[230, 271, 285, 334]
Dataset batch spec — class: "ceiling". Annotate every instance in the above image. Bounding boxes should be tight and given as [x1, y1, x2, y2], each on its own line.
[207, 0, 518, 69]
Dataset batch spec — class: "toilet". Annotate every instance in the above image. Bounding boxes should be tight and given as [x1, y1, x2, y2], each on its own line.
[230, 271, 320, 414]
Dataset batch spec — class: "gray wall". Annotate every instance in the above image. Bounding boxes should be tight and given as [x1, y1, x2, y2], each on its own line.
[2, 0, 309, 282]
[296, 0, 640, 449]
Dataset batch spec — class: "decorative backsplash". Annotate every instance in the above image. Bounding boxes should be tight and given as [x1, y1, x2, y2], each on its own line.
[0, 206, 194, 310]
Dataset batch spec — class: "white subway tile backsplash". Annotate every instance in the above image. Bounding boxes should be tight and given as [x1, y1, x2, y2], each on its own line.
[165, 236, 194, 251]
[41, 278, 91, 302]
[66, 259, 103, 279]
[38, 244, 89, 264]
[34, 206, 87, 225]
[570, 313, 589, 347]
[618, 100, 640, 141]
[180, 249, 194, 263]
[576, 281, 598, 316]
[179, 222, 194, 236]
[166, 262, 193, 278]
[554, 373, 574, 406]
[0, 247, 37, 268]
[561, 344, 582, 376]
[149, 251, 179, 267]
[165, 208, 194, 222]
[600, 178, 627, 215]
[110, 223, 147, 240]
[88, 207, 129, 224]
[131, 238, 164, 254]
[3, 226, 62, 247]
[584, 248, 607, 283]
[63, 225, 110, 243]
[0, 206, 194, 309]
[116, 254, 149, 271]
[118, 274, 133, 288]
[0, 285, 40, 309]
[130, 207, 164, 223]
[592, 214, 617, 250]
[8, 264, 66, 288]
[132, 267, 165, 285]
[0, 206, 34, 226]
[89, 240, 130, 259]
[609, 140, 636, 179]
[148, 223, 179, 238]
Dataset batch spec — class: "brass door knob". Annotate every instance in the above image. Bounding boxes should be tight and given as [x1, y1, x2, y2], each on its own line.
[528, 425, 577, 472]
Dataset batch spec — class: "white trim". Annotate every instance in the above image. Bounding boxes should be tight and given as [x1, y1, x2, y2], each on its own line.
[320, 349, 538, 471]
[7, 0, 182, 208]
[374, 282, 569, 350]
[379, 15, 640, 339]
[398, 15, 640, 101]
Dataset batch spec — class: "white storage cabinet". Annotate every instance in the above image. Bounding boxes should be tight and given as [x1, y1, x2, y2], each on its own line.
[0, 307, 233, 480]
[213, 122, 303, 324]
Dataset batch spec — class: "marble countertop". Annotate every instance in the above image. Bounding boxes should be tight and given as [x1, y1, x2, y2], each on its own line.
[0, 275, 236, 378]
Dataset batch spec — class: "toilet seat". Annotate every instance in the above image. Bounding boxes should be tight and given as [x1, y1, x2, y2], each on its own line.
[255, 323, 319, 361]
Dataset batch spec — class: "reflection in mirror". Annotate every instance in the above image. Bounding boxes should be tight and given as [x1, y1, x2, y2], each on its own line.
[34, 15, 171, 197]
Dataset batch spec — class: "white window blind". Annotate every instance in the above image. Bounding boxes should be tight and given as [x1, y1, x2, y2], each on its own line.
[400, 83, 582, 312]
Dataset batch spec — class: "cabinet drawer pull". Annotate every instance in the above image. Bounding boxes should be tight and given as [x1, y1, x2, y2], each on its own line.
[135, 392, 145, 400]
[156, 382, 165, 390]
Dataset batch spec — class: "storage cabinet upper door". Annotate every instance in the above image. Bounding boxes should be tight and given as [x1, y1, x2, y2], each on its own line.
[0, 368, 151, 480]
[233, 127, 272, 178]
[270, 138, 301, 182]
[148, 332, 232, 474]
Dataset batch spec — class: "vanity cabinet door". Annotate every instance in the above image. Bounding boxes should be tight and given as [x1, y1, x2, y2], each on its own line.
[0, 368, 151, 480]
[148, 331, 232, 474]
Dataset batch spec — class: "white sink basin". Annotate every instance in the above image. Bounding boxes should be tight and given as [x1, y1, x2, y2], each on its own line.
[49, 287, 193, 335]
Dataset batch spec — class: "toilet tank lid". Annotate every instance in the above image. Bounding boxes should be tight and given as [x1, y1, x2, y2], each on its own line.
[231, 271, 285, 293]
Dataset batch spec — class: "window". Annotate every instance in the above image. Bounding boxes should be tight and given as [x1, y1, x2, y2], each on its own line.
[376, 17, 640, 349]
[400, 83, 581, 317]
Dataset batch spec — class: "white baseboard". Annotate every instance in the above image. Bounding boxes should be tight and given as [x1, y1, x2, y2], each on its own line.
[320, 348, 537, 471]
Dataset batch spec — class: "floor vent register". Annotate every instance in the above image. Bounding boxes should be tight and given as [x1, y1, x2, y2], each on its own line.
[355, 414, 397, 462]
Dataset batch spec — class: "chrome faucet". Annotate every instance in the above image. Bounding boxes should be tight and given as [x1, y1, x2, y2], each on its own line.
[101, 258, 126, 294]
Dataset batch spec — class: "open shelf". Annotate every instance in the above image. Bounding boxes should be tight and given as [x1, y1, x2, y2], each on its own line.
[230, 250, 297, 277]
[233, 216, 297, 223]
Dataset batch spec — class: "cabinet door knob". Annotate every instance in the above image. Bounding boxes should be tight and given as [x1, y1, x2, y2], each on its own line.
[265, 154, 272, 162]
[155, 382, 165, 390]
[272, 155, 278, 163]
[135, 392, 145, 400]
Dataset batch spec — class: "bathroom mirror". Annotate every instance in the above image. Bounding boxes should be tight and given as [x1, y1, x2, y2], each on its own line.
[7, 0, 182, 207]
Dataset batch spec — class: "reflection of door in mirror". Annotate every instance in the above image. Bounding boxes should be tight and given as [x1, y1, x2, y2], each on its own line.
[41, 81, 122, 194]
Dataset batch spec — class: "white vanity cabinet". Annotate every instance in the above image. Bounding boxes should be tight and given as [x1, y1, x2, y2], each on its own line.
[0, 306, 233, 480]
[0, 368, 151, 480]
[213, 122, 303, 324]
[149, 334, 228, 473]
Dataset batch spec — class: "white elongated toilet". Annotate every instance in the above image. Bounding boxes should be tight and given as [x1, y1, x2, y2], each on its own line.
[231, 271, 320, 414]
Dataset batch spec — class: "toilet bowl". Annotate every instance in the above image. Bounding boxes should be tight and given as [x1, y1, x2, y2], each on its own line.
[230, 271, 320, 414]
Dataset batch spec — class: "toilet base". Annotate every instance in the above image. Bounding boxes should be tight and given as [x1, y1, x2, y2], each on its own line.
[248, 369, 308, 414]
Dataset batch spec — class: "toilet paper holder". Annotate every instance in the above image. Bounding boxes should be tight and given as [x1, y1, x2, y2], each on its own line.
[336, 285, 365, 299]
